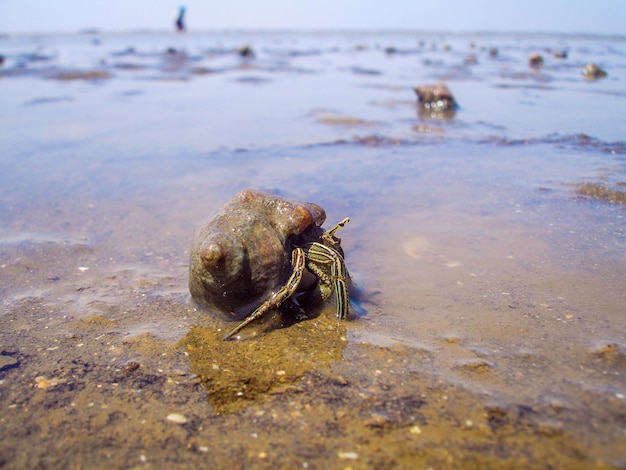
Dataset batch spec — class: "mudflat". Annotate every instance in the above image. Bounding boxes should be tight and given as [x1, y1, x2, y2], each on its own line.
[0, 31, 624, 468]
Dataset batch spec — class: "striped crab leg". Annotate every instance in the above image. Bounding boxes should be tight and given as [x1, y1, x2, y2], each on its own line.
[222, 247, 306, 341]
[322, 217, 350, 245]
[303, 241, 350, 320]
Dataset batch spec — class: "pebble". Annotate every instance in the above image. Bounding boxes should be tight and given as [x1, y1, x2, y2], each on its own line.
[337, 451, 358, 460]
[35, 376, 59, 389]
[582, 63, 607, 80]
[166, 413, 188, 424]
[528, 53, 544, 68]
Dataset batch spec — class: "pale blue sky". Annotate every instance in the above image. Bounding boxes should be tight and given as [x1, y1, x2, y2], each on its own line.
[0, 0, 624, 35]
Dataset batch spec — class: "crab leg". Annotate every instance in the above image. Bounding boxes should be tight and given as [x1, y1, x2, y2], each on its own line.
[321, 217, 350, 247]
[326, 217, 350, 237]
[222, 247, 306, 341]
[304, 242, 349, 320]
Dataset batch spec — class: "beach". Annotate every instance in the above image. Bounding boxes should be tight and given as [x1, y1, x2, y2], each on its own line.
[0, 30, 625, 468]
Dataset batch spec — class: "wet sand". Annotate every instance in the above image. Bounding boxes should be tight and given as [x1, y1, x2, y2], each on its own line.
[1, 31, 625, 468]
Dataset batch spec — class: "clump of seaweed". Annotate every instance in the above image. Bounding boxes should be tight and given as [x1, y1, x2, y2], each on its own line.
[574, 182, 626, 205]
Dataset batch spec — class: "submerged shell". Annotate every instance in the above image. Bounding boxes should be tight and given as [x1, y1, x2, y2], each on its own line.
[189, 189, 326, 320]
[413, 83, 457, 110]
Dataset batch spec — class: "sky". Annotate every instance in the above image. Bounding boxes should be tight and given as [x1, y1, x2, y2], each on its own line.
[0, 0, 624, 36]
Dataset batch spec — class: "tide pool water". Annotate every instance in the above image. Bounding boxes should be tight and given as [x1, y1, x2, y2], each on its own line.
[0, 30, 624, 467]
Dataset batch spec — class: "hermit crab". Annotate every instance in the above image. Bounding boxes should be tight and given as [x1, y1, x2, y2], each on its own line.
[189, 189, 351, 340]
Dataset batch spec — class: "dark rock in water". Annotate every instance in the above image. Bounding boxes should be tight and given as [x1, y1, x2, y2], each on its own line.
[0, 54, 5, 66]
[413, 83, 457, 111]
[582, 63, 607, 80]
[489, 47, 498, 58]
[528, 53, 544, 68]
[553, 50, 567, 59]
[238, 45, 255, 59]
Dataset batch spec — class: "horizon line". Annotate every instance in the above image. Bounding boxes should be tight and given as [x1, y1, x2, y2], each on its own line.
[2, 27, 625, 40]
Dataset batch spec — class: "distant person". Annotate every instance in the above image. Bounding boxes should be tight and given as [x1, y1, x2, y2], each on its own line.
[175, 6, 186, 32]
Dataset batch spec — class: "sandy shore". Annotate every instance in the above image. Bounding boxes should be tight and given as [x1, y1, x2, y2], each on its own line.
[1, 30, 625, 468]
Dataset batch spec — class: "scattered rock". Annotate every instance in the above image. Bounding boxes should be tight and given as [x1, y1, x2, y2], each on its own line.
[528, 53, 544, 68]
[582, 63, 607, 80]
[410, 425, 422, 435]
[238, 45, 254, 59]
[166, 413, 188, 424]
[364, 413, 390, 428]
[413, 83, 457, 110]
[337, 451, 358, 460]
[35, 376, 61, 389]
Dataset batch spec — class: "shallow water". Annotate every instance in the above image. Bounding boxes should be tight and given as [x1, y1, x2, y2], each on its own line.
[1, 31, 625, 468]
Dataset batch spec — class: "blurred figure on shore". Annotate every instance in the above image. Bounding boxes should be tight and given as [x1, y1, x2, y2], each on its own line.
[175, 6, 186, 32]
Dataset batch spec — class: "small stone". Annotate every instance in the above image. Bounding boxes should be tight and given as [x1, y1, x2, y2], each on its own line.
[166, 413, 188, 424]
[582, 63, 607, 80]
[364, 414, 389, 428]
[35, 376, 60, 389]
[413, 83, 457, 111]
[338, 451, 358, 460]
[528, 53, 543, 68]
[410, 425, 422, 435]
